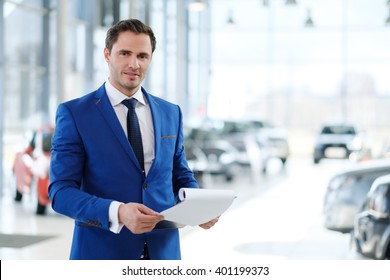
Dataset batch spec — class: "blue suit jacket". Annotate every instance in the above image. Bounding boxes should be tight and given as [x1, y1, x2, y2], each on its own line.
[49, 84, 198, 260]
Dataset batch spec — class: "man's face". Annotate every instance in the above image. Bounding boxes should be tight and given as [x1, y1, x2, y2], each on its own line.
[104, 31, 153, 97]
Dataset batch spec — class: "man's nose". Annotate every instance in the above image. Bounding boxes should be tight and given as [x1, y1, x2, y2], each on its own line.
[128, 56, 140, 69]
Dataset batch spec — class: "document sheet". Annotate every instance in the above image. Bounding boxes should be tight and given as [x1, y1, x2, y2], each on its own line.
[159, 188, 236, 227]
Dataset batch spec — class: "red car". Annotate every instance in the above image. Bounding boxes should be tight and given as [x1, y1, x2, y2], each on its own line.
[12, 125, 54, 215]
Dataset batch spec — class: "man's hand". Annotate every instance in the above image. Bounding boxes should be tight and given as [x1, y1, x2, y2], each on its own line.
[199, 217, 219, 230]
[118, 203, 164, 234]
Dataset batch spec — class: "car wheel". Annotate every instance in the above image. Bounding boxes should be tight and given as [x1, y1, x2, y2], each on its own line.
[36, 201, 46, 215]
[15, 189, 23, 202]
[314, 158, 320, 164]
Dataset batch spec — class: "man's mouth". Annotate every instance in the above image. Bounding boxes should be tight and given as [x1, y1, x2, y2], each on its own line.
[123, 71, 139, 79]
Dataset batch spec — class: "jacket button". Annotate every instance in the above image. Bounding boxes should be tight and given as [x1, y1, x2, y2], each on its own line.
[143, 183, 147, 189]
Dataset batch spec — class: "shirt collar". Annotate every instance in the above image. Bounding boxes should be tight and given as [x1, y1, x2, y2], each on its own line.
[105, 79, 147, 107]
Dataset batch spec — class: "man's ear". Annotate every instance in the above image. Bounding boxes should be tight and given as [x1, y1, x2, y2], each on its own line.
[104, 48, 110, 62]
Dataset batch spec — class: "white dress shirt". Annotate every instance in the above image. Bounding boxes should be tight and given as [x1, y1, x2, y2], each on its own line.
[105, 80, 155, 233]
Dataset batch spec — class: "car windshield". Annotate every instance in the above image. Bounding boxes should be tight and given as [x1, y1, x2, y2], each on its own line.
[335, 169, 390, 203]
[321, 125, 356, 135]
[369, 183, 390, 216]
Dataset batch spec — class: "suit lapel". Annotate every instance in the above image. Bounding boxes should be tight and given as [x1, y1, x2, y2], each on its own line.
[94, 85, 141, 169]
[143, 89, 161, 173]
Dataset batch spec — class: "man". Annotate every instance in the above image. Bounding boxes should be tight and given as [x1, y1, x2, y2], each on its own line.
[49, 19, 218, 260]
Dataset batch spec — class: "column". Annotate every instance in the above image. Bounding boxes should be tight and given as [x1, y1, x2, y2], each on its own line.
[0, 0, 4, 196]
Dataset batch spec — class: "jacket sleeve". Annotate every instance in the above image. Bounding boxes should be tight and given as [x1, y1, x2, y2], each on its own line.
[171, 105, 199, 195]
[49, 103, 112, 230]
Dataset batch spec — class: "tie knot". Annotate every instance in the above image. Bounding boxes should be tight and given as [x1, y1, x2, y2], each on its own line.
[122, 98, 137, 109]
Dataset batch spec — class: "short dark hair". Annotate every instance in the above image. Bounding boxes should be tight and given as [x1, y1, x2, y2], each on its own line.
[105, 19, 156, 53]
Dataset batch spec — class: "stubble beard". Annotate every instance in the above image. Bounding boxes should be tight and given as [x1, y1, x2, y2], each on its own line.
[115, 72, 142, 96]
[120, 80, 139, 94]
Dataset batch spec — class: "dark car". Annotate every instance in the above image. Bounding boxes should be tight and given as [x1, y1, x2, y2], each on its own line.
[351, 174, 390, 259]
[323, 159, 390, 233]
[185, 126, 240, 181]
[207, 119, 272, 173]
[314, 124, 370, 164]
[200, 140, 240, 181]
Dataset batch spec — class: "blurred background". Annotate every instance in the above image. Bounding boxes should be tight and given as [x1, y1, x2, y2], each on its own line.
[1, 0, 390, 260]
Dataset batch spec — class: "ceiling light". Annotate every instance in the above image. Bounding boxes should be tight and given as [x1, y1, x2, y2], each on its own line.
[386, 7, 390, 25]
[226, 10, 235, 26]
[304, 9, 314, 27]
[285, 0, 297, 5]
[188, 0, 207, 12]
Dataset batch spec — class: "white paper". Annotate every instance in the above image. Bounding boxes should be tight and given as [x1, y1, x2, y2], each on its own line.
[160, 188, 236, 226]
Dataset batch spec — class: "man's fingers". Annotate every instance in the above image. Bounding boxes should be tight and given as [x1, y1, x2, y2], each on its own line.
[119, 203, 165, 234]
[137, 204, 164, 218]
[199, 217, 219, 229]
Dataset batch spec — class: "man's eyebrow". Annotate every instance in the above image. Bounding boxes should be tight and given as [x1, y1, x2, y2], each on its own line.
[118, 49, 132, 53]
[118, 49, 150, 57]
[138, 52, 150, 57]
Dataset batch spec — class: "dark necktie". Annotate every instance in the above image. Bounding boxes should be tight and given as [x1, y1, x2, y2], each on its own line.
[121, 99, 144, 171]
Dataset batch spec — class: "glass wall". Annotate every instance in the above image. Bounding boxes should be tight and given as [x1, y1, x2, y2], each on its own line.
[2, 0, 53, 195]
[2, 0, 390, 193]
[208, 0, 390, 155]
[4, 1, 48, 129]
[0, 0, 200, 194]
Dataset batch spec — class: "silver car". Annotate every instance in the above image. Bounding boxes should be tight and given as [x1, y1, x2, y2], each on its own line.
[323, 159, 390, 233]
[247, 120, 289, 165]
[314, 124, 371, 164]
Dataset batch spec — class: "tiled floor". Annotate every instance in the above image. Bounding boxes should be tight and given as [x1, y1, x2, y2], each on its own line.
[0, 192, 73, 259]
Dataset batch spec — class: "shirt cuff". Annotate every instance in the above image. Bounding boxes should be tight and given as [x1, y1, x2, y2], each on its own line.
[109, 201, 125, 234]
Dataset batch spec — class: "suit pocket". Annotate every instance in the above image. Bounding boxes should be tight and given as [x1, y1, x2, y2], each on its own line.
[161, 134, 176, 139]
